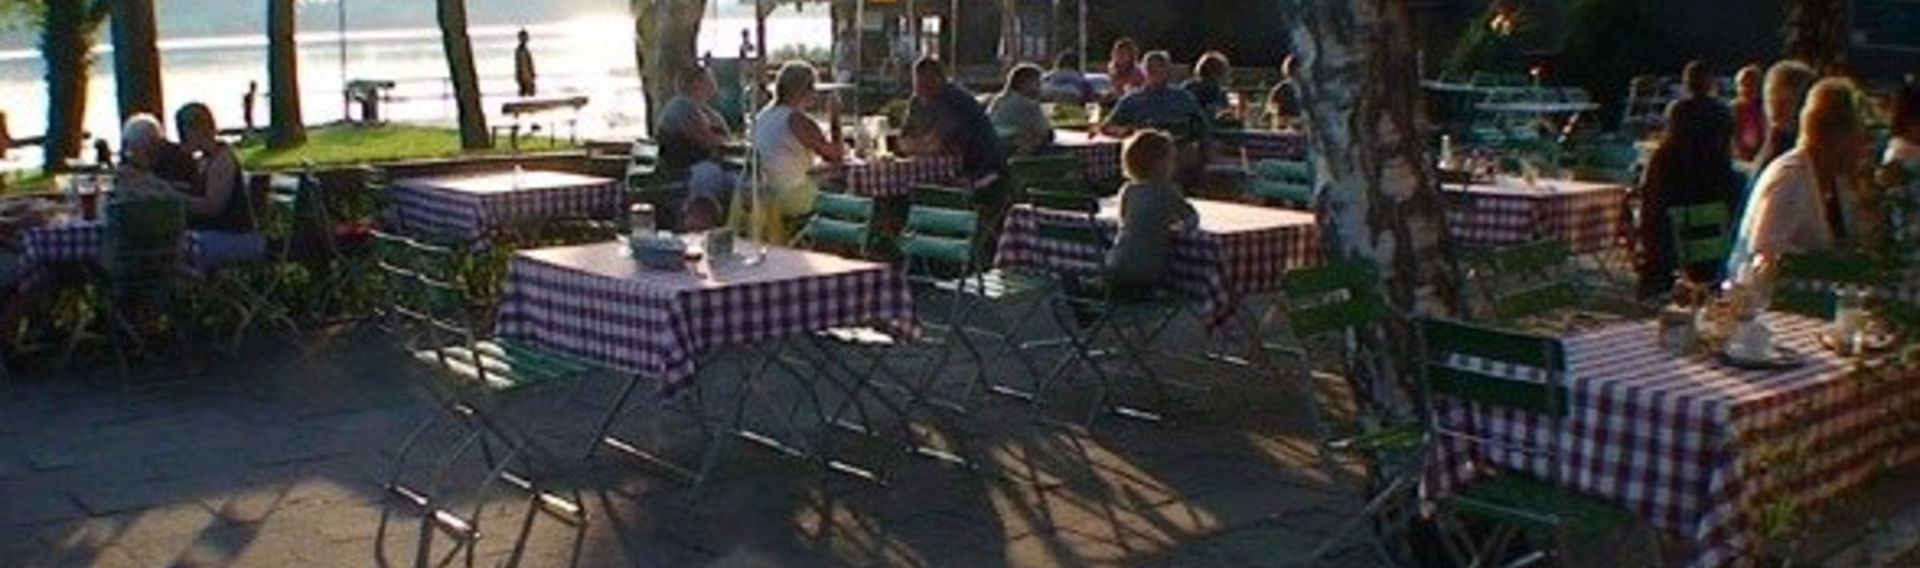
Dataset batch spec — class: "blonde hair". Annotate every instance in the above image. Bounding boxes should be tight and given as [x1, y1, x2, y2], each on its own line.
[1122, 130, 1176, 182]
[1798, 77, 1863, 155]
[773, 60, 816, 104]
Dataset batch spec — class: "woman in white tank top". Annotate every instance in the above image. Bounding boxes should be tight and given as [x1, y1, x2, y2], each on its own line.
[736, 61, 846, 242]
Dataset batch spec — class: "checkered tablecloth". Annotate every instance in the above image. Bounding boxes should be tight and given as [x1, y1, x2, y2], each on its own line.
[20, 221, 208, 267]
[820, 156, 964, 198]
[1444, 177, 1629, 253]
[388, 170, 622, 241]
[1431, 313, 1920, 568]
[497, 241, 917, 390]
[1052, 130, 1123, 182]
[1212, 129, 1308, 165]
[994, 198, 1322, 324]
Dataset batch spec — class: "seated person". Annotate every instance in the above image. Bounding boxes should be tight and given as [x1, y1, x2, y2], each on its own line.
[1729, 78, 1873, 279]
[1886, 79, 1920, 166]
[174, 102, 266, 266]
[1099, 51, 1212, 142]
[658, 65, 741, 230]
[1040, 51, 1095, 105]
[113, 114, 186, 201]
[901, 56, 1012, 243]
[741, 61, 846, 242]
[988, 63, 1054, 156]
[1182, 51, 1232, 119]
[1106, 38, 1147, 100]
[1266, 55, 1303, 130]
[1105, 130, 1197, 297]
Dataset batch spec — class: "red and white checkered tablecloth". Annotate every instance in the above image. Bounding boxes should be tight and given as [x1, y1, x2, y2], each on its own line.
[994, 198, 1322, 324]
[1444, 177, 1629, 253]
[1052, 129, 1123, 182]
[1212, 129, 1308, 166]
[389, 170, 622, 241]
[1430, 313, 1920, 568]
[496, 241, 917, 390]
[820, 156, 964, 198]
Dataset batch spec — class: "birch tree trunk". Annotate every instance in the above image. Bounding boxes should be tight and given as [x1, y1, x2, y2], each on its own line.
[109, 0, 163, 121]
[40, 0, 109, 171]
[267, 0, 306, 149]
[631, 0, 709, 136]
[1281, 0, 1459, 421]
[438, 0, 491, 150]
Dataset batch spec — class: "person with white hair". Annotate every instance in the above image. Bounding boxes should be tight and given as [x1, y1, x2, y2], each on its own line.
[113, 113, 181, 201]
[739, 60, 844, 242]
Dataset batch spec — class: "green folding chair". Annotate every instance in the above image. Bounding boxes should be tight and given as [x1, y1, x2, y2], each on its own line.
[192, 173, 301, 354]
[1265, 260, 1423, 564]
[1009, 153, 1089, 199]
[794, 191, 878, 257]
[1773, 251, 1886, 319]
[1666, 202, 1733, 281]
[1420, 318, 1661, 568]
[370, 231, 594, 567]
[1247, 158, 1315, 207]
[1470, 240, 1582, 323]
[68, 197, 191, 380]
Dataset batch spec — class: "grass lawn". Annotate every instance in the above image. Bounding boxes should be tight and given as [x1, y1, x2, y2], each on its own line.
[5, 123, 576, 196]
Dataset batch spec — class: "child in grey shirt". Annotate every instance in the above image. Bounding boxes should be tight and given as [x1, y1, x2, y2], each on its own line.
[1106, 130, 1197, 296]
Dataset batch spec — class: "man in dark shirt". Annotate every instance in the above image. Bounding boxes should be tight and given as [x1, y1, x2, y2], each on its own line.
[1100, 50, 1212, 142]
[901, 56, 1007, 183]
[901, 56, 1010, 256]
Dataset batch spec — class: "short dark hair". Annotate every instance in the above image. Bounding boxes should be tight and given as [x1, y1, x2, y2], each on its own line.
[174, 102, 215, 138]
[1895, 77, 1920, 135]
[1682, 60, 1711, 96]
[1053, 51, 1076, 70]
[677, 65, 713, 89]
[913, 56, 947, 82]
[1195, 51, 1230, 82]
[1005, 64, 1042, 93]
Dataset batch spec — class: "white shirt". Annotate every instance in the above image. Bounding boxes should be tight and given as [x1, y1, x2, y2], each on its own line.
[749, 104, 819, 216]
[1729, 149, 1846, 277]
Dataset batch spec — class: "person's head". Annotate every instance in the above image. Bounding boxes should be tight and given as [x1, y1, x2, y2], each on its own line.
[678, 65, 717, 101]
[1110, 38, 1138, 65]
[1194, 51, 1230, 85]
[517, 29, 530, 45]
[174, 103, 218, 153]
[1893, 79, 1920, 142]
[1798, 77, 1869, 170]
[1281, 54, 1297, 80]
[1141, 50, 1173, 88]
[1681, 60, 1712, 98]
[1003, 63, 1043, 98]
[1122, 129, 1177, 183]
[1053, 51, 1076, 71]
[1763, 59, 1819, 130]
[774, 60, 818, 108]
[912, 55, 948, 98]
[247, 80, 258, 94]
[1734, 64, 1762, 102]
[119, 114, 166, 171]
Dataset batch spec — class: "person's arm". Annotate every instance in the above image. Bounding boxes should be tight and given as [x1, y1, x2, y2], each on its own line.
[186, 151, 239, 218]
[683, 106, 726, 154]
[1098, 96, 1138, 138]
[789, 111, 846, 164]
[1020, 101, 1053, 153]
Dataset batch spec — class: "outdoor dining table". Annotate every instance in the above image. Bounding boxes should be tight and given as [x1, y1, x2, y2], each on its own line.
[1444, 175, 1629, 253]
[819, 155, 963, 198]
[387, 169, 621, 241]
[1430, 312, 1920, 568]
[1474, 100, 1603, 115]
[994, 197, 1322, 325]
[1212, 128, 1309, 165]
[1050, 129, 1124, 182]
[19, 219, 213, 277]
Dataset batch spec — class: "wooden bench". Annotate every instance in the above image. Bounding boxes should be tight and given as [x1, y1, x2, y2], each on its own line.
[496, 95, 589, 150]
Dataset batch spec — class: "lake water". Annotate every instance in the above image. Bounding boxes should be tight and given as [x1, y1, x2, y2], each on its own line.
[0, 9, 829, 167]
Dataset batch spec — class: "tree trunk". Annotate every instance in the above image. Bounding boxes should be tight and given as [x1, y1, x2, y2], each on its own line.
[438, 0, 490, 150]
[1000, 0, 1020, 67]
[1281, 0, 1459, 421]
[109, 0, 164, 121]
[631, 0, 708, 136]
[267, 0, 305, 149]
[40, 0, 108, 171]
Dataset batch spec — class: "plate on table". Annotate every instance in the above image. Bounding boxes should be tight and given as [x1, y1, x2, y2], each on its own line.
[1717, 345, 1807, 370]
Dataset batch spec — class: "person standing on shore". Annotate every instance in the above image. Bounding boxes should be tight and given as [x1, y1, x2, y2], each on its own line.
[242, 81, 258, 136]
[515, 29, 537, 98]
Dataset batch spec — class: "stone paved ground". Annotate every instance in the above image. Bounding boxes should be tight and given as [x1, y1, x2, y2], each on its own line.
[0, 324, 1914, 568]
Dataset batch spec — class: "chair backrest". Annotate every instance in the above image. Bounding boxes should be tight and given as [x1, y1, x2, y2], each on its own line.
[1420, 317, 1570, 419]
[1249, 158, 1315, 206]
[1479, 239, 1579, 322]
[1282, 260, 1388, 340]
[798, 192, 875, 255]
[102, 197, 187, 289]
[900, 203, 980, 278]
[1026, 189, 1100, 215]
[371, 231, 472, 342]
[1666, 202, 1733, 270]
[1010, 153, 1086, 193]
[1773, 250, 1884, 318]
[911, 183, 973, 210]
